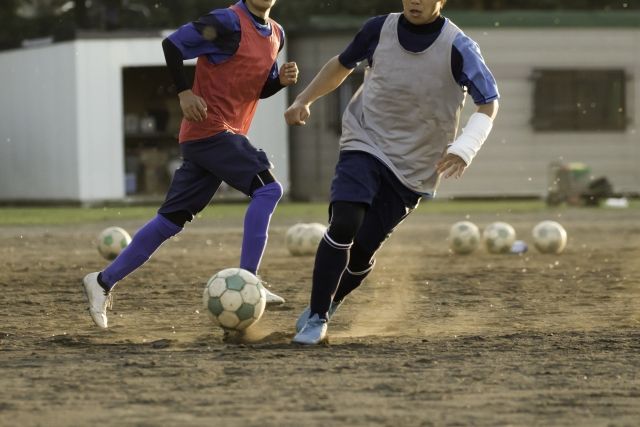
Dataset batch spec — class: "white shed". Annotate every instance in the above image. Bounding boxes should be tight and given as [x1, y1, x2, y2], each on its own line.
[0, 32, 290, 203]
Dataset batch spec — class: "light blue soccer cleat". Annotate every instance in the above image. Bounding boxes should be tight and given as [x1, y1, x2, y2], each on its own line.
[292, 314, 328, 345]
[295, 300, 343, 333]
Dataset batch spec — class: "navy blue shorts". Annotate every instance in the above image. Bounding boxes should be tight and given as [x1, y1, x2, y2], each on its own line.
[330, 150, 422, 255]
[158, 131, 272, 216]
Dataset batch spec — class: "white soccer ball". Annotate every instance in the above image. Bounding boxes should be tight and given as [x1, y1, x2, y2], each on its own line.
[300, 222, 326, 255]
[203, 268, 266, 331]
[285, 223, 307, 256]
[97, 226, 132, 260]
[285, 223, 326, 256]
[532, 220, 567, 254]
[483, 222, 516, 254]
[449, 221, 481, 254]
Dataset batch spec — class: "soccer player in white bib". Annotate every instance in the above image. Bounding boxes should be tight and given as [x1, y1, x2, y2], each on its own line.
[285, 0, 499, 344]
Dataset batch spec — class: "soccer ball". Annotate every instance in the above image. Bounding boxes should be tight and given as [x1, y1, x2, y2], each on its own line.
[299, 223, 326, 255]
[483, 222, 516, 254]
[532, 221, 567, 254]
[285, 223, 326, 256]
[449, 221, 481, 254]
[203, 268, 266, 331]
[97, 226, 132, 260]
[285, 223, 307, 256]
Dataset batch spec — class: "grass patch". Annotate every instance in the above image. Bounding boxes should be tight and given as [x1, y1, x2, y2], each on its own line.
[0, 198, 636, 226]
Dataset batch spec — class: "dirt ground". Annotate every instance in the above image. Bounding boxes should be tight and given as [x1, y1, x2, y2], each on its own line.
[1, 204, 639, 426]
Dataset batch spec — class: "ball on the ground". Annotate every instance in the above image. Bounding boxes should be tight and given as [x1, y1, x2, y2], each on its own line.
[97, 226, 132, 260]
[285, 223, 326, 256]
[299, 222, 326, 254]
[203, 268, 266, 331]
[285, 223, 307, 256]
[532, 220, 568, 254]
[449, 221, 481, 254]
[483, 222, 517, 254]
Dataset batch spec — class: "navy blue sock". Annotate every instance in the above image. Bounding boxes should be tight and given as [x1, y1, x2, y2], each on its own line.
[332, 264, 374, 303]
[309, 234, 352, 319]
[100, 214, 182, 289]
[240, 181, 283, 275]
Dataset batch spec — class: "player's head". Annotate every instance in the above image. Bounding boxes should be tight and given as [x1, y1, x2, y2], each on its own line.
[244, 0, 277, 18]
[402, 0, 446, 25]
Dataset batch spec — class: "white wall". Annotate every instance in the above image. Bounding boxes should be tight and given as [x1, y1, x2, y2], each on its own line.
[438, 28, 640, 198]
[289, 28, 640, 199]
[0, 43, 80, 200]
[0, 38, 290, 203]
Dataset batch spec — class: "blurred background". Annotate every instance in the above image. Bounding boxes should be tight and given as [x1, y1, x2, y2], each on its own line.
[0, 0, 638, 204]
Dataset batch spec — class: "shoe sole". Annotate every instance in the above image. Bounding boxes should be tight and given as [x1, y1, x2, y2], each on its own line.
[292, 336, 328, 345]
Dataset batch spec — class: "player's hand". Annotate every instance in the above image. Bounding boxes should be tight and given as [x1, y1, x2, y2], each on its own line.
[179, 90, 208, 122]
[279, 62, 299, 86]
[437, 152, 468, 179]
[284, 100, 310, 126]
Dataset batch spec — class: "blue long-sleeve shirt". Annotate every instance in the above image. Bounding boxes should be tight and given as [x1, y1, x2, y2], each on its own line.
[338, 15, 499, 105]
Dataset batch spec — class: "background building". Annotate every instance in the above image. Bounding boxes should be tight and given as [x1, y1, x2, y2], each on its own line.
[0, 9, 638, 203]
[287, 11, 640, 200]
[0, 33, 289, 203]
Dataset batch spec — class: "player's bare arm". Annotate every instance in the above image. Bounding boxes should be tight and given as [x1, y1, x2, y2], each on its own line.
[285, 56, 352, 125]
[279, 62, 299, 86]
[178, 90, 208, 123]
[437, 100, 499, 179]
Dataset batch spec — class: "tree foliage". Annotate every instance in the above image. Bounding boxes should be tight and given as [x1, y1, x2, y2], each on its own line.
[0, 0, 637, 50]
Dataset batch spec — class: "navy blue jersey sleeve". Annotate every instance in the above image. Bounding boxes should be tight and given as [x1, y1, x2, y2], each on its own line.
[167, 8, 240, 62]
[452, 33, 499, 105]
[338, 15, 387, 69]
[260, 24, 286, 99]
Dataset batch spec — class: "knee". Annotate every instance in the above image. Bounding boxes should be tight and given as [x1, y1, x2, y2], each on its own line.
[160, 210, 192, 228]
[327, 213, 361, 245]
[253, 181, 283, 203]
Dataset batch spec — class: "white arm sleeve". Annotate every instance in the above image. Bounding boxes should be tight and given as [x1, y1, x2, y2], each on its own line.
[447, 112, 494, 166]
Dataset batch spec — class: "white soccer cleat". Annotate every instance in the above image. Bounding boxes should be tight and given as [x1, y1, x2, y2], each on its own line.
[82, 272, 112, 329]
[292, 314, 328, 345]
[263, 287, 286, 306]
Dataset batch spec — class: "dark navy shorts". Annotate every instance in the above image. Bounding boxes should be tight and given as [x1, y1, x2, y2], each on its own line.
[331, 150, 421, 209]
[158, 131, 272, 216]
[330, 150, 423, 255]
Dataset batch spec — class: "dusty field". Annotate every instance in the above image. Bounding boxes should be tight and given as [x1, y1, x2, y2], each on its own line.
[1, 203, 640, 426]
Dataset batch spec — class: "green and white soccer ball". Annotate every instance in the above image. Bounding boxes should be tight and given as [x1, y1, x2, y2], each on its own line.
[449, 221, 481, 254]
[483, 221, 516, 254]
[97, 226, 132, 260]
[285, 223, 326, 256]
[203, 268, 267, 331]
[532, 220, 567, 254]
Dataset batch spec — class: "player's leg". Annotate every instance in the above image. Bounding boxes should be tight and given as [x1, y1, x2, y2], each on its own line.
[82, 151, 221, 329]
[293, 151, 381, 344]
[332, 178, 420, 304]
[240, 170, 283, 276]
[193, 132, 285, 304]
[293, 201, 366, 332]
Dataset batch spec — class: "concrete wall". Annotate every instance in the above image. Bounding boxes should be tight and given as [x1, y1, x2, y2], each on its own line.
[288, 28, 640, 199]
[0, 38, 290, 203]
[0, 43, 80, 200]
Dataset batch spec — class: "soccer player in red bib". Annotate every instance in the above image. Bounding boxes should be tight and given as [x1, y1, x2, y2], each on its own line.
[82, 0, 298, 329]
[286, 0, 499, 344]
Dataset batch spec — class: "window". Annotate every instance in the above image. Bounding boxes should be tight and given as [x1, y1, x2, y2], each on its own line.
[532, 69, 627, 132]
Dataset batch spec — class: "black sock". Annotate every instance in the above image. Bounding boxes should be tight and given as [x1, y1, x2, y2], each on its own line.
[333, 268, 371, 303]
[96, 272, 111, 293]
[309, 238, 350, 319]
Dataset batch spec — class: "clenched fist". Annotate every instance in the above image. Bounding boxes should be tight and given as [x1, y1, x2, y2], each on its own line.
[279, 62, 299, 86]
